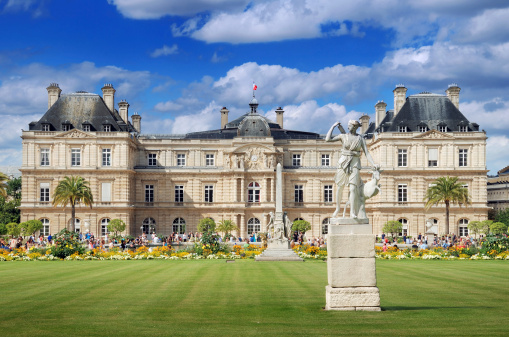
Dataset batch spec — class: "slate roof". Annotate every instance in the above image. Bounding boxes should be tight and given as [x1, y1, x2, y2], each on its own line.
[29, 93, 134, 132]
[376, 93, 479, 133]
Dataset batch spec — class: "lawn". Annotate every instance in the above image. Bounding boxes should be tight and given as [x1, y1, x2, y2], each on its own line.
[1, 260, 508, 336]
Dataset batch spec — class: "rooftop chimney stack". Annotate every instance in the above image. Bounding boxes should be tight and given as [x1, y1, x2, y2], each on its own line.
[360, 114, 370, 134]
[275, 107, 284, 128]
[118, 100, 130, 123]
[446, 83, 460, 110]
[101, 83, 116, 112]
[375, 100, 387, 128]
[46, 83, 62, 109]
[220, 107, 229, 129]
[131, 112, 141, 133]
[393, 84, 407, 116]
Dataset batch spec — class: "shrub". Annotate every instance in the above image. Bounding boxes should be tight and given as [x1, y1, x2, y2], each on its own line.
[50, 229, 85, 258]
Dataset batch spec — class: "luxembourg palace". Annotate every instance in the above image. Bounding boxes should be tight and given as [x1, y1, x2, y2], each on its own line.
[20, 83, 489, 238]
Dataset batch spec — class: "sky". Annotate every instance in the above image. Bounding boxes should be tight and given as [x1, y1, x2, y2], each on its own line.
[0, 0, 508, 174]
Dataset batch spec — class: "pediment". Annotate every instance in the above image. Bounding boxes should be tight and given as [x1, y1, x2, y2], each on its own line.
[55, 129, 96, 139]
[412, 129, 454, 140]
[231, 143, 274, 154]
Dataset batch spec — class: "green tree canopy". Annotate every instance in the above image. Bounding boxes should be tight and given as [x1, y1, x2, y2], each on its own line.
[493, 209, 509, 227]
[52, 176, 94, 232]
[480, 220, 492, 235]
[107, 219, 126, 237]
[382, 220, 403, 237]
[6, 177, 21, 200]
[424, 176, 471, 234]
[216, 219, 238, 238]
[6, 222, 21, 237]
[292, 219, 311, 233]
[467, 221, 483, 238]
[489, 222, 508, 235]
[20, 219, 43, 237]
[198, 218, 216, 233]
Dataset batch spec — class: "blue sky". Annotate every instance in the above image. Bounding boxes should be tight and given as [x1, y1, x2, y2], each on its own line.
[0, 0, 508, 174]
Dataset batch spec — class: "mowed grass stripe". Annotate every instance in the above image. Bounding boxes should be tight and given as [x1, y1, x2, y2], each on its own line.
[1, 260, 509, 336]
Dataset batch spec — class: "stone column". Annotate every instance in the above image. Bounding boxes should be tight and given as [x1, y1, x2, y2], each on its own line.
[325, 218, 381, 311]
[240, 214, 246, 239]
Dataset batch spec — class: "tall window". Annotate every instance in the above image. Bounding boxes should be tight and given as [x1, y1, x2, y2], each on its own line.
[101, 218, 110, 237]
[40, 219, 50, 236]
[324, 185, 333, 203]
[101, 182, 111, 202]
[205, 154, 215, 166]
[148, 153, 157, 166]
[248, 182, 260, 203]
[459, 219, 469, 236]
[175, 185, 184, 203]
[40, 148, 50, 166]
[142, 217, 156, 234]
[71, 148, 81, 166]
[292, 154, 301, 166]
[459, 149, 468, 167]
[322, 218, 330, 235]
[428, 148, 438, 167]
[102, 148, 111, 166]
[398, 184, 408, 203]
[321, 154, 330, 166]
[294, 185, 303, 203]
[398, 218, 408, 236]
[177, 154, 186, 166]
[398, 149, 407, 167]
[145, 185, 154, 203]
[40, 183, 50, 202]
[172, 218, 185, 234]
[73, 218, 81, 233]
[204, 185, 214, 203]
[247, 218, 261, 235]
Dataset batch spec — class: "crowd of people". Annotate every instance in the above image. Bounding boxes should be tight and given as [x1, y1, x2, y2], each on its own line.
[378, 232, 481, 252]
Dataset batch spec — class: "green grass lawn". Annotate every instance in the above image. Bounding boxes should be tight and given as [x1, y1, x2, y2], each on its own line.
[1, 260, 508, 336]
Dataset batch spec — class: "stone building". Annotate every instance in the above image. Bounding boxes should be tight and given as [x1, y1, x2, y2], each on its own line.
[20, 83, 488, 238]
[487, 166, 509, 212]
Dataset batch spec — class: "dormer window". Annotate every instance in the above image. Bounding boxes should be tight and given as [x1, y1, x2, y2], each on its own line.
[398, 126, 407, 132]
[83, 125, 90, 132]
[419, 126, 427, 132]
[62, 124, 70, 131]
[42, 124, 50, 132]
[103, 125, 111, 132]
[438, 125, 447, 132]
[459, 126, 468, 132]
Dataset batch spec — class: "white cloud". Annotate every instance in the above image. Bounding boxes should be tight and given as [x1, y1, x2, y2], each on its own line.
[150, 44, 178, 57]
[487, 135, 509, 174]
[454, 7, 509, 44]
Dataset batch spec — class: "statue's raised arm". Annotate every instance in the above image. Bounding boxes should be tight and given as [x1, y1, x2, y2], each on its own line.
[325, 122, 346, 142]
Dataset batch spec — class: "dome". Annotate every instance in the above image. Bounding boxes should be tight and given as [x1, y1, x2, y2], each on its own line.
[238, 114, 271, 137]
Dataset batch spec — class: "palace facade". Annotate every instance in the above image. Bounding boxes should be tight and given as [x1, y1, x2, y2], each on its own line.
[487, 166, 509, 212]
[20, 83, 488, 238]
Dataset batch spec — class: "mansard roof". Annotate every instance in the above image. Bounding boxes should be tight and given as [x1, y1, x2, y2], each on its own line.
[377, 93, 479, 133]
[29, 92, 134, 132]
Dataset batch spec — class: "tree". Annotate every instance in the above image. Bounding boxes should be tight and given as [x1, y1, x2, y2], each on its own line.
[0, 196, 20, 224]
[6, 177, 21, 200]
[424, 176, 471, 235]
[480, 220, 492, 235]
[107, 219, 126, 237]
[489, 222, 508, 235]
[382, 220, 403, 238]
[52, 176, 94, 232]
[198, 218, 216, 233]
[467, 221, 483, 239]
[216, 219, 238, 239]
[493, 208, 509, 227]
[292, 219, 311, 234]
[20, 219, 43, 238]
[6, 222, 21, 237]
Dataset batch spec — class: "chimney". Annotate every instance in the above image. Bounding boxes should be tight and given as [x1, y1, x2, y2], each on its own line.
[118, 100, 130, 123]
[375, 100, 387, 128]
[101, 83, 116, 112]
[131, 113, 141, 133]
[393, 84, 407, 115]
[46, 83, 62, 109]
[446, 83, 460, 109]
[359, 114, 370, 134]
[275, 107, 284, 128]
[220, 107, 229, 129]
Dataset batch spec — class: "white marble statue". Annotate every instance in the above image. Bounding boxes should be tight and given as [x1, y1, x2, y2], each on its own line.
[325, 120, 378, 219]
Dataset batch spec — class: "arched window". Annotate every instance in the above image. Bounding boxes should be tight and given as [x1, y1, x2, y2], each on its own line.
[458, 219, 469, 237]
[69, 218, 81, 233]
[397, 218, 408, 236]
[248, 182, 260, 203]
[247, 218, 261, 235]
[294, 217, 304, 222]
[142, 217, 156, 234]
[101, 218, 110, 237]
[322, 218, 330, 235]
[40, 218, 50, 237]
[172, 217, 186, 234]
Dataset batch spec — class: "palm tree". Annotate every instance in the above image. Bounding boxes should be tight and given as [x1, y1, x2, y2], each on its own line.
[216, 219, 238, 239]
[424, 176, 470, 235]
[52, 176, 94, 231]
[0, 171, 9, 197]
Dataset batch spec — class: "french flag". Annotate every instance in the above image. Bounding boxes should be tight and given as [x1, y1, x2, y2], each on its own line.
[253, 83, 257, 90]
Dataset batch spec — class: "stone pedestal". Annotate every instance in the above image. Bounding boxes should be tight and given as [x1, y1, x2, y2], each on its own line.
[325, 218, 381, 311]
[255, 239, 303, 261]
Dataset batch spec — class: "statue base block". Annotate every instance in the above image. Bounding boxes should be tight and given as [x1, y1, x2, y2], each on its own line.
[325, 218, 381, 311]
[255, 239, 303, 261]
